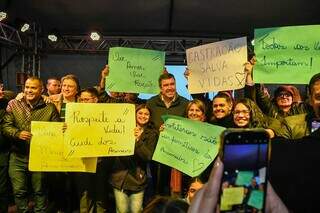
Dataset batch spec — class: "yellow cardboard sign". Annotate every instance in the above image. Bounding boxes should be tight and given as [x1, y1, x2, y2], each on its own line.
[64, 103, 135, 158]
[29, 121, 97, 172]
[222, 187, 245, 205]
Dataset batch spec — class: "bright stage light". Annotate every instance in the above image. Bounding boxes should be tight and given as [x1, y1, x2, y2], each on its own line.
[21, 23, 30, 32]
[0, 12, 7, 21]
[90, 32, 100, 41]
[48, 34, 58, 42]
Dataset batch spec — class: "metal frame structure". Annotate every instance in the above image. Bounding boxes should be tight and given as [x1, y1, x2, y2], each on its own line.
[1, 20, 244, 65]
[1, 21, 246, 65]
[40, 36, 223, 64]
[0, 22, 40, 79]
[0, 22, 27, 48]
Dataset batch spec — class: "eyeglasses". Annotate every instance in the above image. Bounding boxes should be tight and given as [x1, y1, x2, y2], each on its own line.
[233, 110, 250, 115]
[277, 92, 292, 98]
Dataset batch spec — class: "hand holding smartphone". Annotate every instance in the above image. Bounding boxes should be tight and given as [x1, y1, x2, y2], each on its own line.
[219, 128, 270, 212]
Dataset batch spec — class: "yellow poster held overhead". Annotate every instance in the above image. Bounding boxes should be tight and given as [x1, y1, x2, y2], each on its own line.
[29, 121, 97, 172]
[64, 103, 136, 158]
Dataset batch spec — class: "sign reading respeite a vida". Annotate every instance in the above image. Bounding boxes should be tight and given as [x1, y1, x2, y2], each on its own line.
[64, 103, 136, 158]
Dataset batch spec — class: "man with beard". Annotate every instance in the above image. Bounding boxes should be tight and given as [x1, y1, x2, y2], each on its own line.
[146, 73, 188, 197]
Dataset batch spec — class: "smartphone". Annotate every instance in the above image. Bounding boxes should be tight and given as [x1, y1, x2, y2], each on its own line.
[311, 119, 320, 133]
[219, 128, 270, 213]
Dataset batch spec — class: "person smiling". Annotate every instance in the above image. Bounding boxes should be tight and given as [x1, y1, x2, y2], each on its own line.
[210, 92, 234, 128]
[2, 77, 60, 212]
[49, 74, 80, 121]
[186, 99, 206, 122]
[244, 61, 307, 120]
[232, 98, 277, 138]
[110, 104, 158, 213]
[146, 73, 188, 197]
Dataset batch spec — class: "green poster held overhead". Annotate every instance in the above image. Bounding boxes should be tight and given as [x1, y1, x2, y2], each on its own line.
[152, 115, 225, 177]
[254, 25, 320, 84]
[106, 47, 165, 94]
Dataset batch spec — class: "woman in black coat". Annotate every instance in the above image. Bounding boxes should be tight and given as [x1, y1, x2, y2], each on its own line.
[110, 104, 159, 213]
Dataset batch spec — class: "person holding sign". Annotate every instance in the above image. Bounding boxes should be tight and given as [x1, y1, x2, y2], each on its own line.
[2, 76, 60, 212]
[232, 98, 281, 138]
[49, 74, 80, 121]
[110, 104, 158, 213]
[97, 65, 126, 103]
[76, 87, 110, 213]
[147, 73, 188, 196]
[47, 74, 80, 212]
[170, 99, 207, 197]
[246, 62, 320, 138]
[245, 60, 307, 120]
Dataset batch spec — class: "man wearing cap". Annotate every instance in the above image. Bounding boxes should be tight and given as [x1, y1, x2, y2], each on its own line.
[245, 60, 308, 120]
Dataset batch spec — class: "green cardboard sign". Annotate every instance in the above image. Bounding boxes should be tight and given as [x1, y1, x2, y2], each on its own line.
[106, 47, 165, 93]
[254, 25, 320, 84]
[152, 115, 225, 177]
[235, 171, 254, 186]
[247, 190, 264, 210]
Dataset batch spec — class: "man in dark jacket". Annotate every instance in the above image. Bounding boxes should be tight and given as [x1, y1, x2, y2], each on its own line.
[2, 77, 60, 212]
[282, 73, 320, 139]
[147, 73, 188, 130]
[146, 73, 188, 196]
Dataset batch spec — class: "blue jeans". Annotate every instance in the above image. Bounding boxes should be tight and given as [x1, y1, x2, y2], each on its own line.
[9, 153, 47, 213]
[113, 188, 144, 213]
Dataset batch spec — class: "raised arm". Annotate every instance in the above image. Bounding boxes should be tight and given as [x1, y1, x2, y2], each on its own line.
[97, 65, 109, 94]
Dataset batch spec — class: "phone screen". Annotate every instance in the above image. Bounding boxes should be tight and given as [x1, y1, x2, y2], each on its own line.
[219, 129, 270, 212]
[311, 120, 320, 133]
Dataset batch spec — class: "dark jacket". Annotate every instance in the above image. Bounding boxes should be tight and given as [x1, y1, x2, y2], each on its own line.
[0, 98, 10, 166]
[210, 113, 234, 128]
[110, 124, 158, 192]
[2, 97, 60, 156]
[280, 104, 317, 139]
[247, 84, 307, 119]
[270, 130, 320, 212]
[146, 94, 188, 130]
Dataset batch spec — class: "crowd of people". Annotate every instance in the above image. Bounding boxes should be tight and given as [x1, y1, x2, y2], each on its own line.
[0, 54, 319, 213]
